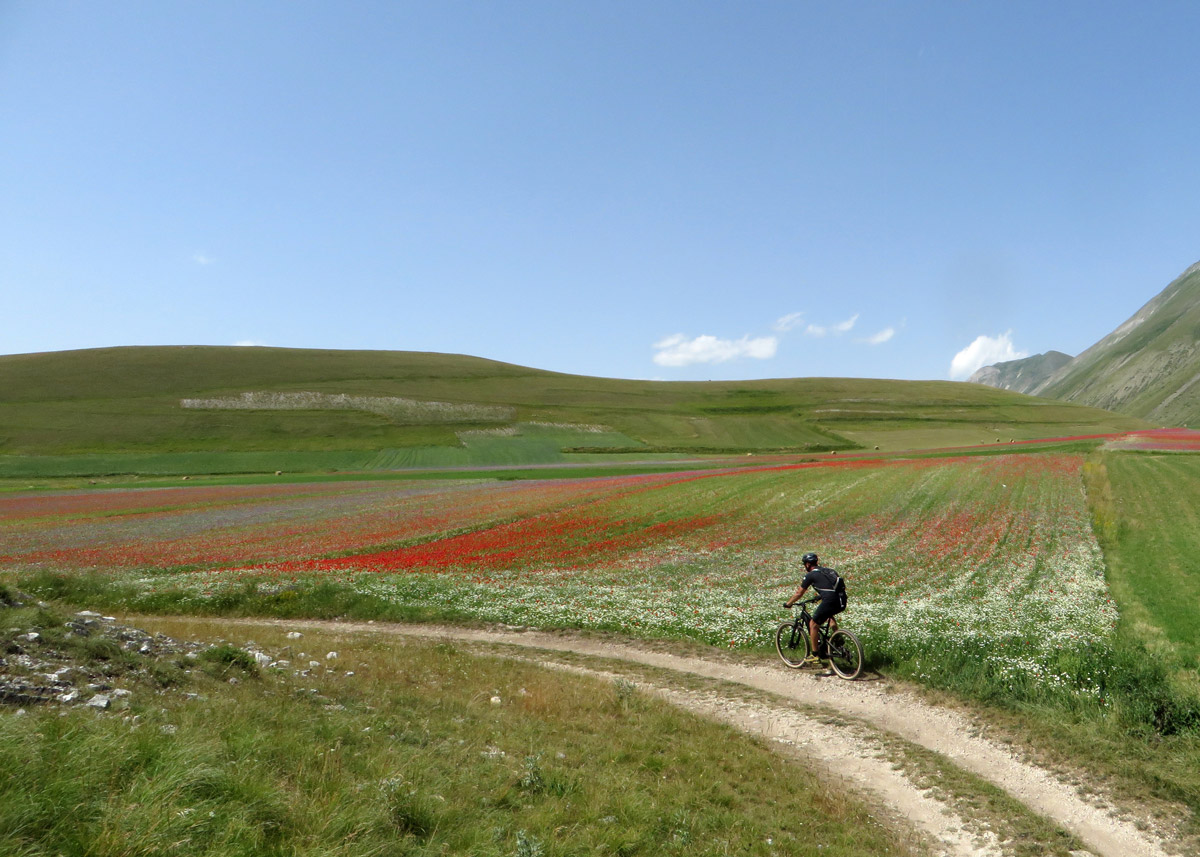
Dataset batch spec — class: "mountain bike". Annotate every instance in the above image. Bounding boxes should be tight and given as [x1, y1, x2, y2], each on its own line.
[776, 597, 863, 680]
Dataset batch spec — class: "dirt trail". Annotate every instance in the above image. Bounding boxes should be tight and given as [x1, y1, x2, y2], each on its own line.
[517, 656, 1003, 857]
[223, 619, 1174, 857]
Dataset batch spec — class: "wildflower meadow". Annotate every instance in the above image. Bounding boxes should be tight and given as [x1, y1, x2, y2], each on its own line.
[1, 453, 1117, 699]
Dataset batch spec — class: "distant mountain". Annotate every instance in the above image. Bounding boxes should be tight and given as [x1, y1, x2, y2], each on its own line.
[967, 351, 1073, 395]
[971, 260, 1200, 426]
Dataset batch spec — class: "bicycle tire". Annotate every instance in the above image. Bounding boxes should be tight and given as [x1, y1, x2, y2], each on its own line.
[827, 629, 863, 680]
[775, 621, 810, 669]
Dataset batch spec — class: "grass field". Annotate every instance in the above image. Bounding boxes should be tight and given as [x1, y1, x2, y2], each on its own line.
[0, 606, 920, 857]
[0, 347, 1149, 471]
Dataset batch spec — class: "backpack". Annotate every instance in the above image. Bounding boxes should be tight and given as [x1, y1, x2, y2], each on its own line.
[816, 567, 848, 613]
[833, 574, 848, 612]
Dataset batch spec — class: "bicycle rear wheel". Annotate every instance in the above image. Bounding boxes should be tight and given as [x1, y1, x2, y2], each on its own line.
[775, 621, 810, 668]
[826, 629, 863, 680]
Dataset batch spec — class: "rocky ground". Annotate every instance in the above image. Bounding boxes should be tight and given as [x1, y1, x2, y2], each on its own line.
[0, 590, 290, 714]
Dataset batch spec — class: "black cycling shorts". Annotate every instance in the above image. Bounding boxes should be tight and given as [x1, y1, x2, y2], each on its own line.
[812, 595, 843, 625]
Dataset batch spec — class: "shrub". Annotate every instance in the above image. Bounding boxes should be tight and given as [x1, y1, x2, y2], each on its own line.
[198, 644, 260, 678]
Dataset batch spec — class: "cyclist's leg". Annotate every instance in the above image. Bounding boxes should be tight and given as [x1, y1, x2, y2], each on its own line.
[827, 598, 845, 635]
[811, 598, 835, 657]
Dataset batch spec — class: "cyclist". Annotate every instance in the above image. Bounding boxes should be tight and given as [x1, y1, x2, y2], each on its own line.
[783, 552, 847, 666]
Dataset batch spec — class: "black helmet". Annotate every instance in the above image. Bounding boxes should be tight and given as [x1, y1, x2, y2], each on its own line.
[802, 552, 819, 566]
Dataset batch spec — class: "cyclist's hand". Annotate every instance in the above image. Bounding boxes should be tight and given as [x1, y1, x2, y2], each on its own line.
[783, 602, 792, 609]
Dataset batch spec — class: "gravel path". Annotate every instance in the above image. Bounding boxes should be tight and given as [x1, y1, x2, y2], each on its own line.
[519, 656, 1003, 857]
[220, 619, 1176, 857]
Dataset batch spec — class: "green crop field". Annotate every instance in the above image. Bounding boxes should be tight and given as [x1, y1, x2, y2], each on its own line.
[1088, 453, 1200, 689]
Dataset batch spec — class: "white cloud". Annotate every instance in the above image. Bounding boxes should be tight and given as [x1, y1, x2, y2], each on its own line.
[805, 313, 858, 337]
[949, 331, 1027, 380]
[192, 252, 215, 266]
[862, 327, 895, 345]
[652, 333, 778, 367]
[773, 312, 805, 332]
[233, 340, 268, 347]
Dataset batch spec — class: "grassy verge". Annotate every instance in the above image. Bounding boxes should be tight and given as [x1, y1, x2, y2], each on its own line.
[1, 606, 924, 857]
[972, 698, 1199, 849]
[10, 572, 452, 623]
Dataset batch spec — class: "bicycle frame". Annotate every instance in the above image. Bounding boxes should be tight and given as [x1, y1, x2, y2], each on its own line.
[783, 602, 832, 649]
[776, 597, 863, 679]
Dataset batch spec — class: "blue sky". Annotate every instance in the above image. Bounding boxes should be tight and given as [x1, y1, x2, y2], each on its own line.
[3, 2, 1198, 382]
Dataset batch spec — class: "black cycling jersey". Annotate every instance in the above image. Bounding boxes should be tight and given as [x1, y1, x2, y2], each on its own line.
[803, 564, 847, 623]
[801, 565, 842, 600]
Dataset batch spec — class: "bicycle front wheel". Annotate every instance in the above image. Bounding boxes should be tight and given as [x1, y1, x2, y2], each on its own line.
[775, 621, 810, 669]
[827, 629, 863, 680]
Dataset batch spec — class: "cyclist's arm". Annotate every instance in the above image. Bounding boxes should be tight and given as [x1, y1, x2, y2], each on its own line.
[784, 584, 808, 609]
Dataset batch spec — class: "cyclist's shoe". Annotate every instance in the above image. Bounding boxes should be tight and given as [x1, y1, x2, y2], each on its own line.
[801, 655, 823, 667]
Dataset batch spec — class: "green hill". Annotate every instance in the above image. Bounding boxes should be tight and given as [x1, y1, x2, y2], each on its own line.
[1019, 261, 1200, 426]
[0, 345, 1151, 475]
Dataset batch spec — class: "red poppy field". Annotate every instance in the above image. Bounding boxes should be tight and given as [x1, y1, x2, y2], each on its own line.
[1, 451, 1117, 695]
